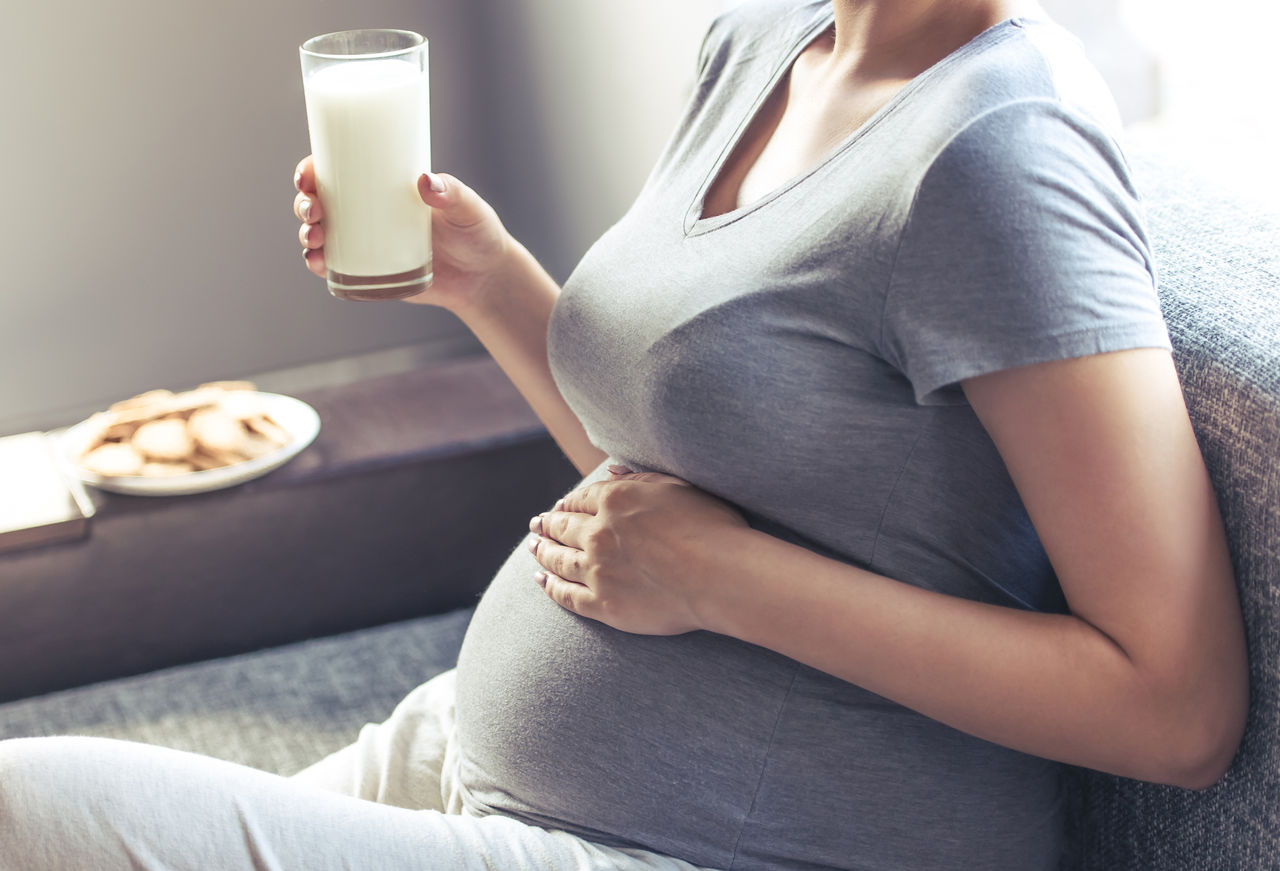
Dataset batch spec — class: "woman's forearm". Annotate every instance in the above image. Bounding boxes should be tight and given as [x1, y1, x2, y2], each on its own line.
[453, 241, 606, 476]
[697, 524, 1240, 790]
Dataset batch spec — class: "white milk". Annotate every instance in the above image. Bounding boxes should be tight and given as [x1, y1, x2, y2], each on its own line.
[303, 58, 431, 287]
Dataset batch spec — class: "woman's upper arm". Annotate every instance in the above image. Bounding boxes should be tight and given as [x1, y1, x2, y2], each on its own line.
[961, 348, 1249, 777]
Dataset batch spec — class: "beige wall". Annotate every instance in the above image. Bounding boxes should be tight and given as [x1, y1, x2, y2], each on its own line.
[0, 0, 488, 433]
[480, 1, 723, 281]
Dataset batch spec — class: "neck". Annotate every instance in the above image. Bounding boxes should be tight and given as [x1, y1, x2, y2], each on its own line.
[826, 0, 1030, 78]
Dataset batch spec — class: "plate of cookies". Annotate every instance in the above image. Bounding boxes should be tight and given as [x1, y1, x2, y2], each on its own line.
[57, 381, 320, 496]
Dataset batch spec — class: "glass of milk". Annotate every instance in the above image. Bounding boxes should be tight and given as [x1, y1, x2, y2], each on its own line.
[300, 30, 432, 301]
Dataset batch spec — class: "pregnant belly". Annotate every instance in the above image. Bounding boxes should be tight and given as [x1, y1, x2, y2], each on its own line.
[452, 540, 797, 865]
[452, 540, 1065, 871]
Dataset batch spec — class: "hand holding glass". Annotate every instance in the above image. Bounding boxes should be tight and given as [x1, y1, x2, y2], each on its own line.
[300, 30, 432, 301]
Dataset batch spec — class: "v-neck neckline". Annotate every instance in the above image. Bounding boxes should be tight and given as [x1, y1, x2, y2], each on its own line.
[683, 10, 1023, 238]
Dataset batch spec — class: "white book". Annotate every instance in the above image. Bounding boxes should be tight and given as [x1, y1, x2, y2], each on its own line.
[0, 431, 95, 555]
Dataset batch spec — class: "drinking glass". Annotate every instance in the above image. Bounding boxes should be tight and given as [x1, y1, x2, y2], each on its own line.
[300, 30, 432, 301]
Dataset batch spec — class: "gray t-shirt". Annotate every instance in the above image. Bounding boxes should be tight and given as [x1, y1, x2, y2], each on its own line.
[453, 2, 1171, 869]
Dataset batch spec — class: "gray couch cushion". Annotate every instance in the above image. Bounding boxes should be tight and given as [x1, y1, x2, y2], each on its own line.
[1060, 152, 1280, 870]
[0, 607, 472, 776]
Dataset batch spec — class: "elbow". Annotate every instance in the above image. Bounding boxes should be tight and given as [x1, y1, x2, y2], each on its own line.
[1167, 750, 1238, 792]
[1165, 725, 1245, 791]
[1165, 749, 1235, 792]
[1157, 687, 1249, 791]
[1131, 609, 1251, 791]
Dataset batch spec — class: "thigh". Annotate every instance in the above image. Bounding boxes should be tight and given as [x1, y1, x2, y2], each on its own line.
[292, 667, 459, 810]
[0, 736, 710, 871]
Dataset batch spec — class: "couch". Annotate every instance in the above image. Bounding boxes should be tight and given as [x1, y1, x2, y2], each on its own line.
[1, 148, 1277, 870]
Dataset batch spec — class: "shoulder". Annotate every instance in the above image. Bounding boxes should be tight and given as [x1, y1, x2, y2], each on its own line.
[877, 25, 1166, 406]
[922, 99, 1139, 227]
[926, 17, 1126, 137]
[908, 18, 1146, 238]
[856, 17, 1143, 250]
[897, 93, 1153, 300]
[909, 17, 1130, 176]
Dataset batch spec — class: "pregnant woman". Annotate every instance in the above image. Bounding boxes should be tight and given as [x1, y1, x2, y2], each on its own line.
[0, 0, 1248, 869]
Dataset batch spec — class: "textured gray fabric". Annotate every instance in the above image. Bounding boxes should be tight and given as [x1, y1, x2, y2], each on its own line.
[454, 4, 1165, 871]
[0, 607, 472, 776]
[1058, 155, 1280, 870]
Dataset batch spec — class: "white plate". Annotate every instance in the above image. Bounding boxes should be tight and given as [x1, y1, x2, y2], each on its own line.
[55, 393, 321, 497]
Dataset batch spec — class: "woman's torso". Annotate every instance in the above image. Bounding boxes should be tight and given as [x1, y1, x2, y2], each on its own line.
[451, 2, 1164, 868]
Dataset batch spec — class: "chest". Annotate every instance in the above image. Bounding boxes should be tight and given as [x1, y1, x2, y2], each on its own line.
[703, 61, 913, 219]
[546, 165, 915, 550]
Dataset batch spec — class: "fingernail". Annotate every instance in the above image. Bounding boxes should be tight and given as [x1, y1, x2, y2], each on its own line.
[525, 534, 539, 554]
[607, 464, 631, 475]
[423, 171, 446, 193]
[300, 199, 311, 221]
[293, 169, 303, 190]
[554, 499, 565, 511]
[528, 514, 543, 534]
[534, 571, 547, 587]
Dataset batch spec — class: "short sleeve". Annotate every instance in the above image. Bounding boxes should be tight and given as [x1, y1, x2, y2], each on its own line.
[880, 99, 1171, 406]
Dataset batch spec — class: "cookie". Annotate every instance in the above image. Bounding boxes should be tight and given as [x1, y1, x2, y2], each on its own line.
[245, 414, 290, 447]
[76, 380, 292, 481]
[131, 418, 195, 461]
[238, 433, 281, 460]
[79, 411, 118, 446]
[81, 442, 146, 477]
[215, 390, 269, 421]
[193, 448, 245, 471]
[188, 407, 249, 454]
[109, 389, 174, 414]
[109, 397, 183, 428]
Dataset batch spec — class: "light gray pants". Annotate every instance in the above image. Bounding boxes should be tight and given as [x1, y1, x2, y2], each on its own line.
[0, 669, 713, 871]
